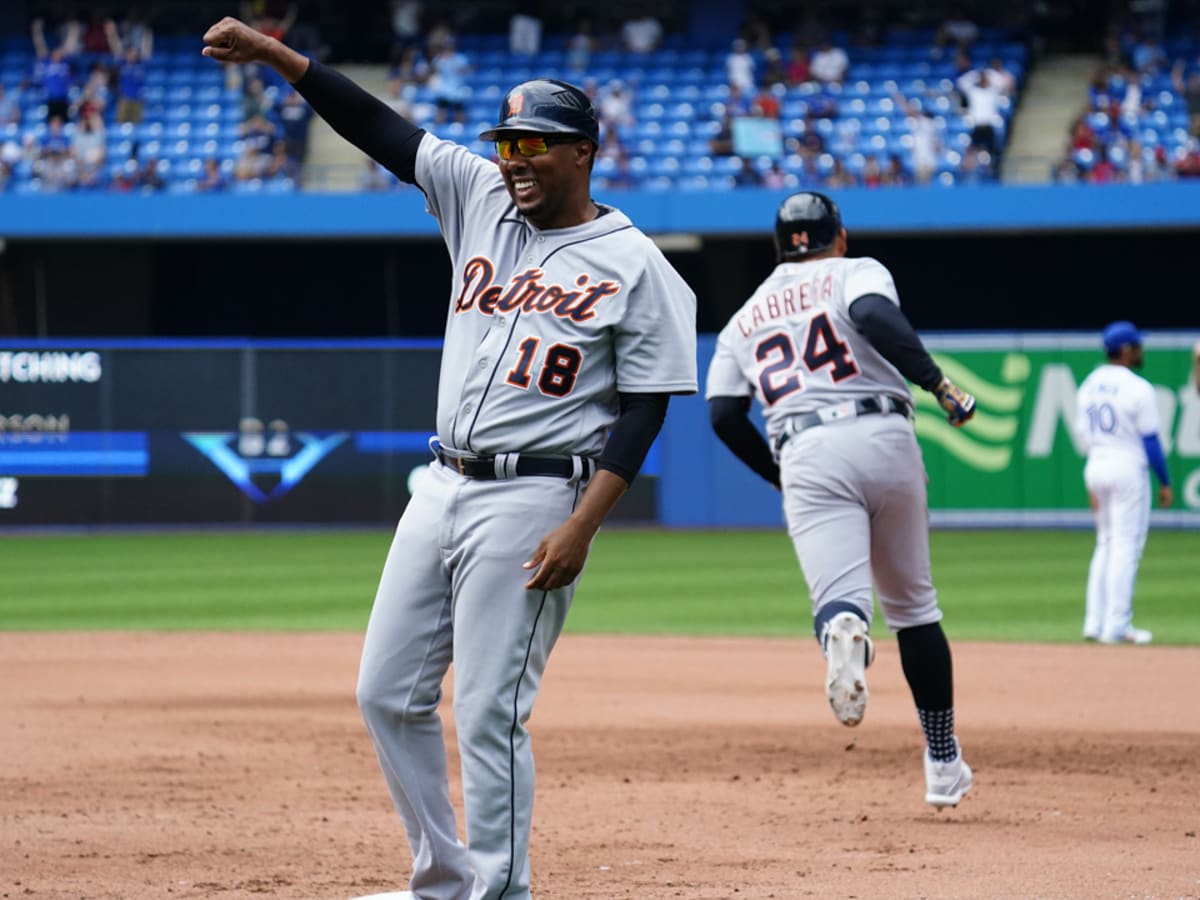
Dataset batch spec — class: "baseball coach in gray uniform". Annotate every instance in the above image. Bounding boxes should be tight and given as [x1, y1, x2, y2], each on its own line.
[203, 18, 697, 900]
[705, 192, 976, 810]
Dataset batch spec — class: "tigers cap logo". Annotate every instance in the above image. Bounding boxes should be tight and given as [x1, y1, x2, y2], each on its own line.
[507, 90, 525, 116]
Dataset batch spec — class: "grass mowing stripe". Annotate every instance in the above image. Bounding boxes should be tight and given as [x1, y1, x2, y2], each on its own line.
[1, 529, 1196, 643]
[1, 531, 391, 631]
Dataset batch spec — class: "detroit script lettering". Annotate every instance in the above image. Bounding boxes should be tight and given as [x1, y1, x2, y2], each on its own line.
[454, 256, 622, 323]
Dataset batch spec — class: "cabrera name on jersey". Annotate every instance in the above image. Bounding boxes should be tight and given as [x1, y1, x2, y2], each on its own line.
[705, 256, 912, 430]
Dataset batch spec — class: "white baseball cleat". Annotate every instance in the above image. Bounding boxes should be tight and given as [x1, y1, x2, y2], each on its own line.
[1099, 628, 1152, 645]
[924, 739, 973, 809]
[823, 611, 874, 727]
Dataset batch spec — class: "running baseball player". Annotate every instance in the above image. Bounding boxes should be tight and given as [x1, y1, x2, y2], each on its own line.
[1075, 321, 1172, 644]
[705, 192, 975, 809]
[202, 19, 697, 900]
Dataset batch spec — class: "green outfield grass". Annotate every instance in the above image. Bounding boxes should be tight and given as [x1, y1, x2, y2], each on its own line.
[1, 529, 1196, 643]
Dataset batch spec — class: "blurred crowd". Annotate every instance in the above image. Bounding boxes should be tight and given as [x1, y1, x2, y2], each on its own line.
[1054, 18, 1200, 184]
[7, 3, 1197, 194]
[0, 2, 321, 194]
[359, 2, 1018, 193]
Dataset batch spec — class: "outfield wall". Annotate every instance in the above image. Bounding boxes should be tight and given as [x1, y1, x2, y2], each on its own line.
[664, 332, 1200, 529]
[2, 333, 1198, 528]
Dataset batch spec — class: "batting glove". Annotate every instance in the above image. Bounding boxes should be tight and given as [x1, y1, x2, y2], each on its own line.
[934, 376, 976, 427]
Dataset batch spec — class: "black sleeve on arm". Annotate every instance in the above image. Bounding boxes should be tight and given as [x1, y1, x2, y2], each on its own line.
[848, 293, 944, 392]
[709, 395, 781, 488]
[596, 392, 670, 485]
[293, 60, 425, 183]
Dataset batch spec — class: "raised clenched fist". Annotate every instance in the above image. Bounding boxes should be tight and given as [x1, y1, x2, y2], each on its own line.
[202, 17, 271, 65]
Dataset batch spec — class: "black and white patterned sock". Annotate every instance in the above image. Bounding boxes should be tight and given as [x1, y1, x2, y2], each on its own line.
[918, 708, 957, 762]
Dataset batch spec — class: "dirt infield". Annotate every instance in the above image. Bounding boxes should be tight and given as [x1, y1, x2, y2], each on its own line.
[2, 632, 1197, 900]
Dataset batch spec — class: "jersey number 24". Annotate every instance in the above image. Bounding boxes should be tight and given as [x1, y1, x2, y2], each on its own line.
[755, 313, 858, 405]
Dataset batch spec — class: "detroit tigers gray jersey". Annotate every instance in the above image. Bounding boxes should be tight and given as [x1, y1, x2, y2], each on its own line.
[705, 257, 910, 444]
[705, 190, 973, 810]
[356, 129, 697, 900]
[705, 252, 938, 630]
[418, 134, 698, 455]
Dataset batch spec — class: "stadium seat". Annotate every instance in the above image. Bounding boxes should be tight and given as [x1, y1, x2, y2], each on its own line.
[0, 21, 1038, 193]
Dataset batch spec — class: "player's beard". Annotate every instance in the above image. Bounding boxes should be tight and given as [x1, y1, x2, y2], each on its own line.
[508, 175, 564, 229]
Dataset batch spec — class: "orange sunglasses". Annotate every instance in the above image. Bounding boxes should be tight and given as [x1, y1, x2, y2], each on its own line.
[495, 136, 577, 160]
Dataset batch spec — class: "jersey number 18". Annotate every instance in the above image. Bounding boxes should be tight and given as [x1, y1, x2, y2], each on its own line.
[506, 337, 583, 398]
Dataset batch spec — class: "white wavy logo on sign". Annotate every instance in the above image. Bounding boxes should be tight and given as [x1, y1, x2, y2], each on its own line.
[913, 353, 1029, 471]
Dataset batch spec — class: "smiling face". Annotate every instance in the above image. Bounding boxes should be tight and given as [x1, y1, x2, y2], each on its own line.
[495, 131, 596, 229]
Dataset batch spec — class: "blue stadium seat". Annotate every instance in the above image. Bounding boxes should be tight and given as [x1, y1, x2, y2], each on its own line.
[777, 154, 802, 175]
[592, 51, 623, 69]
[632, 138, 657, 157]
[781, 99, 809, 119]
[648, 156, 680, 176]
[107, 137, 134, 158]
[660, 138, 686, 156]
[640, 175, 674, 192]
[233, 178, 265, 194]
[836, 98, 868, 117]
[636, 102, 665, 121]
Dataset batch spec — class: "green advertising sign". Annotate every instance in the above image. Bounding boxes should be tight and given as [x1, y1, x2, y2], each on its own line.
[916, 333, 1200, 525]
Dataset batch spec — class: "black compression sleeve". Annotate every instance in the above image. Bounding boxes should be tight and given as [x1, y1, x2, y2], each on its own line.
[709, 396, 781, 488]
[596, 392, 670, 485]
[293, 60, 425, 183]
[848, 294, 944, 392]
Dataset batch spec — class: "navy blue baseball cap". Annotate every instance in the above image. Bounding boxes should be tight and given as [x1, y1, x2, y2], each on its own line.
[1102, 320, 1143, 353]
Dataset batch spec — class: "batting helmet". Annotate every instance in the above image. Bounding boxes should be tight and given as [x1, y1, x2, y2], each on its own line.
[774, 191, 843, 261]
[479, 79, 600, 145]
